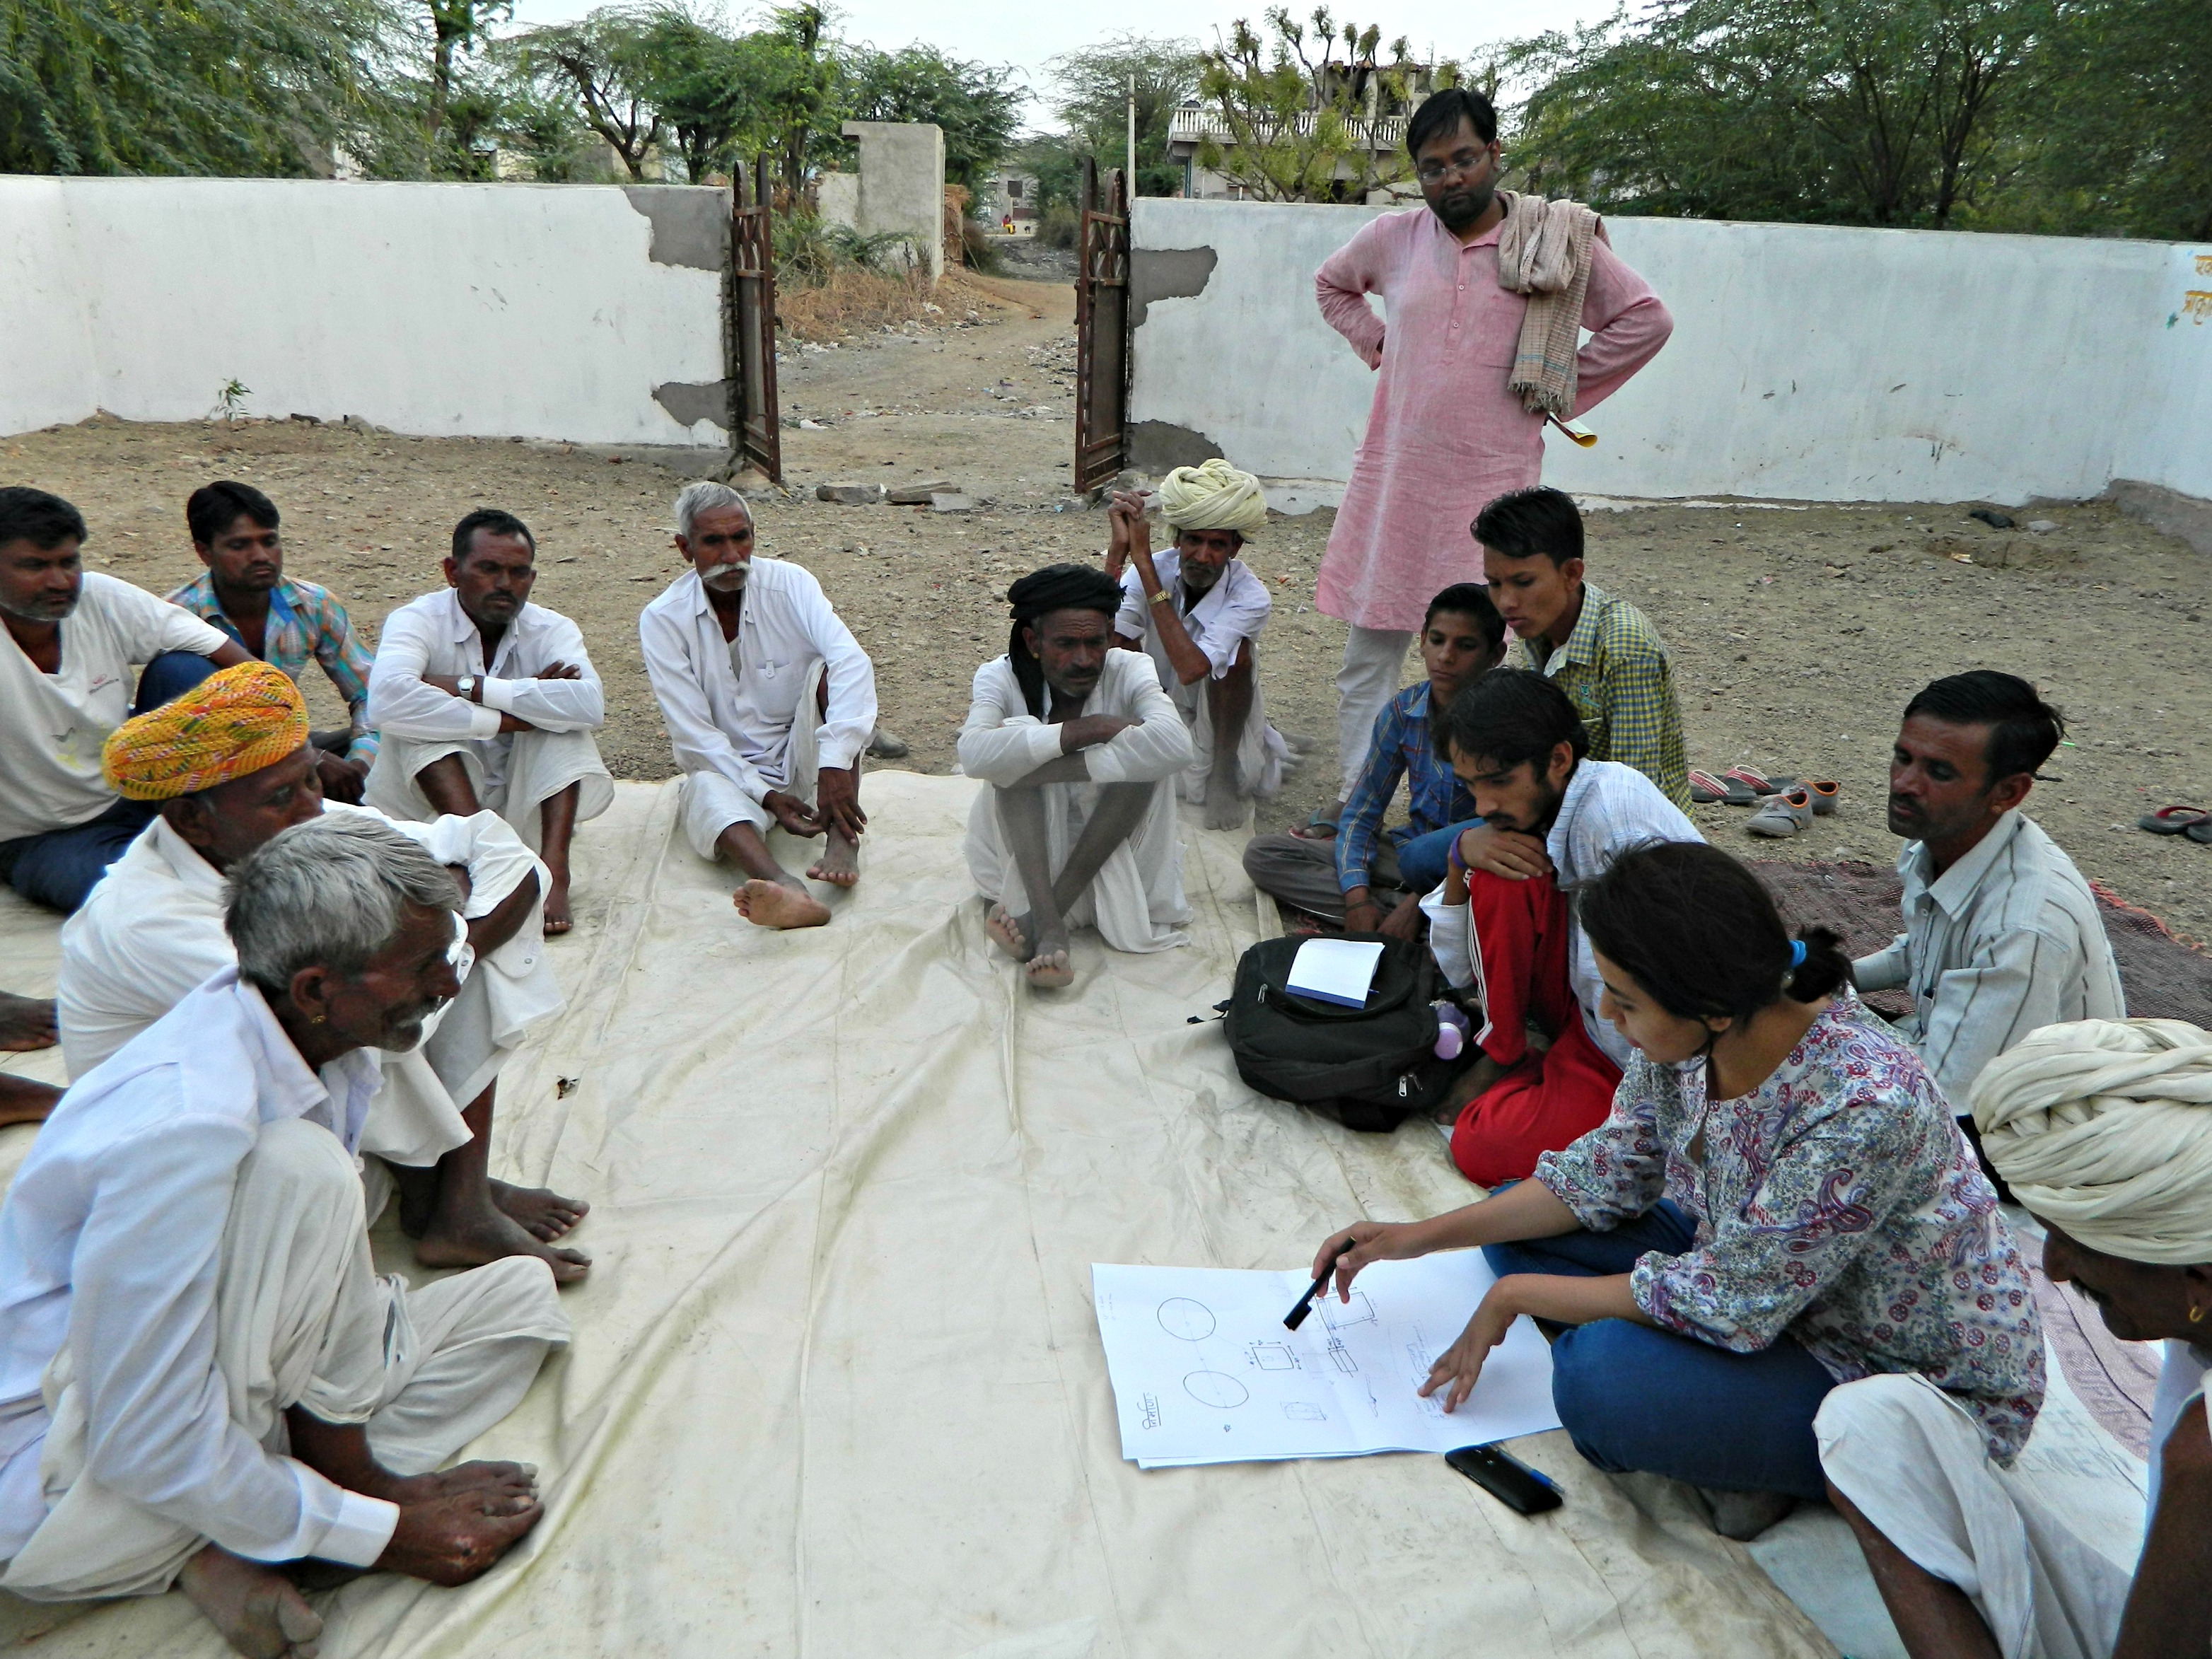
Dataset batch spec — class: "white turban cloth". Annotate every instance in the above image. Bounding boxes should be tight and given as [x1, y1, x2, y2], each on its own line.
[1969, 1018, 2212, 1265]
[1157, 459, 1268, 537]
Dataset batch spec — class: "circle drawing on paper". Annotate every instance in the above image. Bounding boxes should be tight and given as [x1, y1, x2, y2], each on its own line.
[1157, 1298, 1216, 1341]
[1184, 1370, 1249, 1409]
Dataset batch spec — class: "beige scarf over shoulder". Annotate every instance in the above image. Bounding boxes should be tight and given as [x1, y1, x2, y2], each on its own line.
[1494, 190, 1606, 421]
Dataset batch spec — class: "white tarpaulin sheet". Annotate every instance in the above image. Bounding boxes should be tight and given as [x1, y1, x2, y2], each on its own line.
[0, 774, 1836, 1658]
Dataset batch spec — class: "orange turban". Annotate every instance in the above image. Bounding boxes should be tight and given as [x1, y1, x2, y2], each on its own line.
[102, 660, 309, 801]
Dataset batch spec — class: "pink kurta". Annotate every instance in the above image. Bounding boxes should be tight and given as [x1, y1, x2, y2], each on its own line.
[1314, 208, 1673, 631]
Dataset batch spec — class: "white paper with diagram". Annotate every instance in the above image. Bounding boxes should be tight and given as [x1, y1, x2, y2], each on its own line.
[1091, 1252, 1561, 1468]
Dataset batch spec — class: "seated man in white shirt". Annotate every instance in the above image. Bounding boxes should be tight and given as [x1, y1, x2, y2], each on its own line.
[0, 815, 567, 1655]
[960, 564, 1195, 990]
[1853, 670, 2123, 1168]
[1105, 460, 1294, 831]
[1421, 668, 1701, 1187]
[366, 510, 613, 936]
[639, 482, 875, 931]
[63, 660, 590, 1283]
[0, 486, 251, 916]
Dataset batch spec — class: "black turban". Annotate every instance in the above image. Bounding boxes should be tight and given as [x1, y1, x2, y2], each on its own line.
[1003, 562, 1124, 716]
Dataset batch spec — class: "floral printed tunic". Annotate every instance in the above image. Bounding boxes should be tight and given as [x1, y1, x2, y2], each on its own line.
[1534, 991, 2044, 1460]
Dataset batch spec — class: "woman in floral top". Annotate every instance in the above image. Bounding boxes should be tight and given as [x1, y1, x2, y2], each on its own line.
[1312, 841, 2042, 1539]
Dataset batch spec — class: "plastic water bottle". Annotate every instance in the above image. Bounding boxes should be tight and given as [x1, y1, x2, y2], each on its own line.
[1433, 1001, 1471, 1061]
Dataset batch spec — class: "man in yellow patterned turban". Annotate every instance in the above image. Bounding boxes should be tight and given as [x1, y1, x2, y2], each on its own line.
[1102, 460, 1299, 831]
[62, 662, 593, 1284]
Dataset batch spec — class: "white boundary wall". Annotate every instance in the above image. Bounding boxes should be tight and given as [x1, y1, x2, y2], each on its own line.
[1, 177, 730, 446]
[1130, 199, 2212, 509]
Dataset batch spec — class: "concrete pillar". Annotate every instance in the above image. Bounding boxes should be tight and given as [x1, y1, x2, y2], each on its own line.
[838, 121, 945, 281]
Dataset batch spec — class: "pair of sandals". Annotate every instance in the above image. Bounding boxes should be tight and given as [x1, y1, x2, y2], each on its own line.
[1689, 767, 1840, 838]
[2139, 806, 2212, 844]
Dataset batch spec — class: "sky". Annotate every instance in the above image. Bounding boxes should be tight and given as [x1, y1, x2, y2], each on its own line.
[496, 0, 1616, 128]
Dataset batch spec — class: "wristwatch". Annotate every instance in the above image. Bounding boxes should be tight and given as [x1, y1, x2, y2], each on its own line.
[458, 675, 479, 702]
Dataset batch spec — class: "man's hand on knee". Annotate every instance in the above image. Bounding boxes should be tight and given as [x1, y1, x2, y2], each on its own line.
[815, 766, 866, 839]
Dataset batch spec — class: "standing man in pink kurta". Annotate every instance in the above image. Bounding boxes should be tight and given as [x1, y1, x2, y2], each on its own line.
[1312, 87, 1673, 820]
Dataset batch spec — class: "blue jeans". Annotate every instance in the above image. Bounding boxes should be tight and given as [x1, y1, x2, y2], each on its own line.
[0, 653, 216, 913]
[1485, 1199, 1839, 1498]
[1394, 818, 1483, 894]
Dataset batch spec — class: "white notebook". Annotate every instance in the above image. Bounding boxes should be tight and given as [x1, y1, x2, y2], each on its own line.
[1284, 938, 1385, 1008]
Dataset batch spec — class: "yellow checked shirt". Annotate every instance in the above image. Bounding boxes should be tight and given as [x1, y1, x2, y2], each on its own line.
[1516, 583, 1691, 810]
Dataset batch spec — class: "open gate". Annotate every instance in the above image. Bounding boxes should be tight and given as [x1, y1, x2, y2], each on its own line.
[728, 157, 782, 482]
[1073, 161, 1130, 495]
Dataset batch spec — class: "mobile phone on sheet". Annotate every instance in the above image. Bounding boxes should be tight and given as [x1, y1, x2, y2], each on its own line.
[1445, 1445, 1562, 1515]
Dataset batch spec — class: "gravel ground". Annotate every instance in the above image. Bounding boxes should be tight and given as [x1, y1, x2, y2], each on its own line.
[8, 275, 2208, 939]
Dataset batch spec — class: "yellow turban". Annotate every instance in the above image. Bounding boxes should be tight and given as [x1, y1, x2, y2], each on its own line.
[1970, 1018, 2212, 1265]
[1158, 458, 1267, 536]
[102, 660, 309, 801]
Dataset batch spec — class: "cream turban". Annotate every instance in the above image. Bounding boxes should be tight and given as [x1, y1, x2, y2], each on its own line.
[1158, 459, 1267, 537]
[1969, 1018, 2212, 1264]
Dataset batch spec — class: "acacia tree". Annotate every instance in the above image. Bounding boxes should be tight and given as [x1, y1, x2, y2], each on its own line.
[1044, 33, 1205, 199]
[1197, 7, 1445, 202]
[509, 8, 664, 177]
[840, 42, 1022, 193]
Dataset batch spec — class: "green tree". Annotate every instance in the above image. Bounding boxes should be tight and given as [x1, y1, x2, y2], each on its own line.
[753, 3, 840, 197]
[1196, 7, 1440, 202]
[509, 7, 667, 178]
[1044, 32, 1204, 198]
[839, 43, 1020, 193]
[0, 0, 404, 174]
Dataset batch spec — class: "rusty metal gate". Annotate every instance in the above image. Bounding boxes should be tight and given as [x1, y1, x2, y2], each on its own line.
[728, 158, 782, 482]
[1073, 161, 1131, 495]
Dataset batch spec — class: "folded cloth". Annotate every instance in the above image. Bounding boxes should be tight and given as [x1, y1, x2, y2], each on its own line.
[1969, 1017, 2212, 1264]
[1157, 460, 1268, 537]
[1495, 190, 1606, 420]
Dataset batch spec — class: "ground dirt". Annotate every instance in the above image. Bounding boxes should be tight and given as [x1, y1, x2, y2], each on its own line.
[9, 275, 2209, 940]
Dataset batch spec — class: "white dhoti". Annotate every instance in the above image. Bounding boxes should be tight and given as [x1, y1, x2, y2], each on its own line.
[1166, 667, 1289, 806]
[0, 1119, 569, 1603]
[679, 660, 828, 861]
[1814, 1374, 2132, 1659]
[965, 774, 1190, 954]
[368, 727, 613, 854]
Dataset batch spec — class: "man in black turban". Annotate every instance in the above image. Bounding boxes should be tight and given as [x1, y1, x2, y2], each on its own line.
[957, 564, 1196, 988]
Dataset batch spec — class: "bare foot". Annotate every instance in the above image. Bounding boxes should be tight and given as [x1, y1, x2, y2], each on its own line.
[179, 1544, 324, 1659]
[376, 1483, 544, 1587]
[735, 878, 831, 929]
[542, 867, 573, 936]
[807, 831, 860, 887]
[1203, 786, 1247, 832]
[0, 1074, 61, 1128]
[1023, 924, 1074, 989]
[414, 1201, 591, 1284]
[985, 904, 1034, 961]
[0, 991, 57, 1052]
[491, 1180, 588, 1242]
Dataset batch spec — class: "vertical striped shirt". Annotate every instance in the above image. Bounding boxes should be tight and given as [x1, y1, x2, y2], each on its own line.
[1516, 583, 1689, 810]
[1854, 810, 2125, 1110]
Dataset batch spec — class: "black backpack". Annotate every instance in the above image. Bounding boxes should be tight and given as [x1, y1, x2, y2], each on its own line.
[1221, 933, 1465, 1133]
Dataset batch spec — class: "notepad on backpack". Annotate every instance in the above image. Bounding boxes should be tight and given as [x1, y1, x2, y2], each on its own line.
[1283, 938, 1386, 1008]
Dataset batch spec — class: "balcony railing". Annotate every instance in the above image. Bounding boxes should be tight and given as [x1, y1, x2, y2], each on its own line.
[1166, 107, 1408, 151]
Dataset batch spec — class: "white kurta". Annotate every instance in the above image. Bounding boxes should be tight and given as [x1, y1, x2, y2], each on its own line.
[0, 984, 569, 1597]
[0, 574, 228, 842]
[365, 588, 613, 849]
[638, 562, 878, 858]
[957, 650, 1194, 953]
[57, 803, 562, 1165]
[1112, 551, 1289, 804]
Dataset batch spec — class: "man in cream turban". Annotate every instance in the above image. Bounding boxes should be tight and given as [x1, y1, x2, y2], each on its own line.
[61, 660, 592, 1285]
[1105, 460, 1297, 831]
[1815, 1017, 2212, 1658]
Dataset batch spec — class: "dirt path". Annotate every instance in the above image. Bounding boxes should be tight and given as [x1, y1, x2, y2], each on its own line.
[7, 275, 2209, 940]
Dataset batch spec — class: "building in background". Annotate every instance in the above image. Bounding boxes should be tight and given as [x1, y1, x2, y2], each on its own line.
[981, 170, 1040, 235]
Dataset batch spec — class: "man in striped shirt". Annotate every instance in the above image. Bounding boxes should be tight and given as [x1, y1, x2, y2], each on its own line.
[1855, 671, 2123, 1136]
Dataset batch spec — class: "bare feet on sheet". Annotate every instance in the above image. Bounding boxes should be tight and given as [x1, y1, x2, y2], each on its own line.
[1202, 789, 1247, 832]
[375, 1479, 544, 1586]
[1023, 919, 1074, 989]
[180, 1544, 325, 1659]
[542, 867, 574, 936]
[807, 830, 860, 887]
[378, 1460, 540, 1507]
[735, 877, 831, 929]
[490, 1179, 589, 1242]
[985, 904, 1031, 960]
[414, 1199, 591, 1284]
[0, 991, 57, 1052]
[0, 1073, 60, 1127]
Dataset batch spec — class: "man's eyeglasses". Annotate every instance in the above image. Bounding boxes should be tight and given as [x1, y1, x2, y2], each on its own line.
[1416, 153, 1492, 185]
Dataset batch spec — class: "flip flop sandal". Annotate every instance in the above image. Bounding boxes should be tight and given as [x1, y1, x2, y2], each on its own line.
[1800, 779, 1840, 816]
[2139, 806, 2212, 837]
[1306, 803, 1342, 832]
[2189, 819, 2212, 846]
[1722, 767, 1787, 796]
[1690, 769, 1757, 806]
[1290, 820, 1337, 842]
[1747, 786, 1815, 837]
